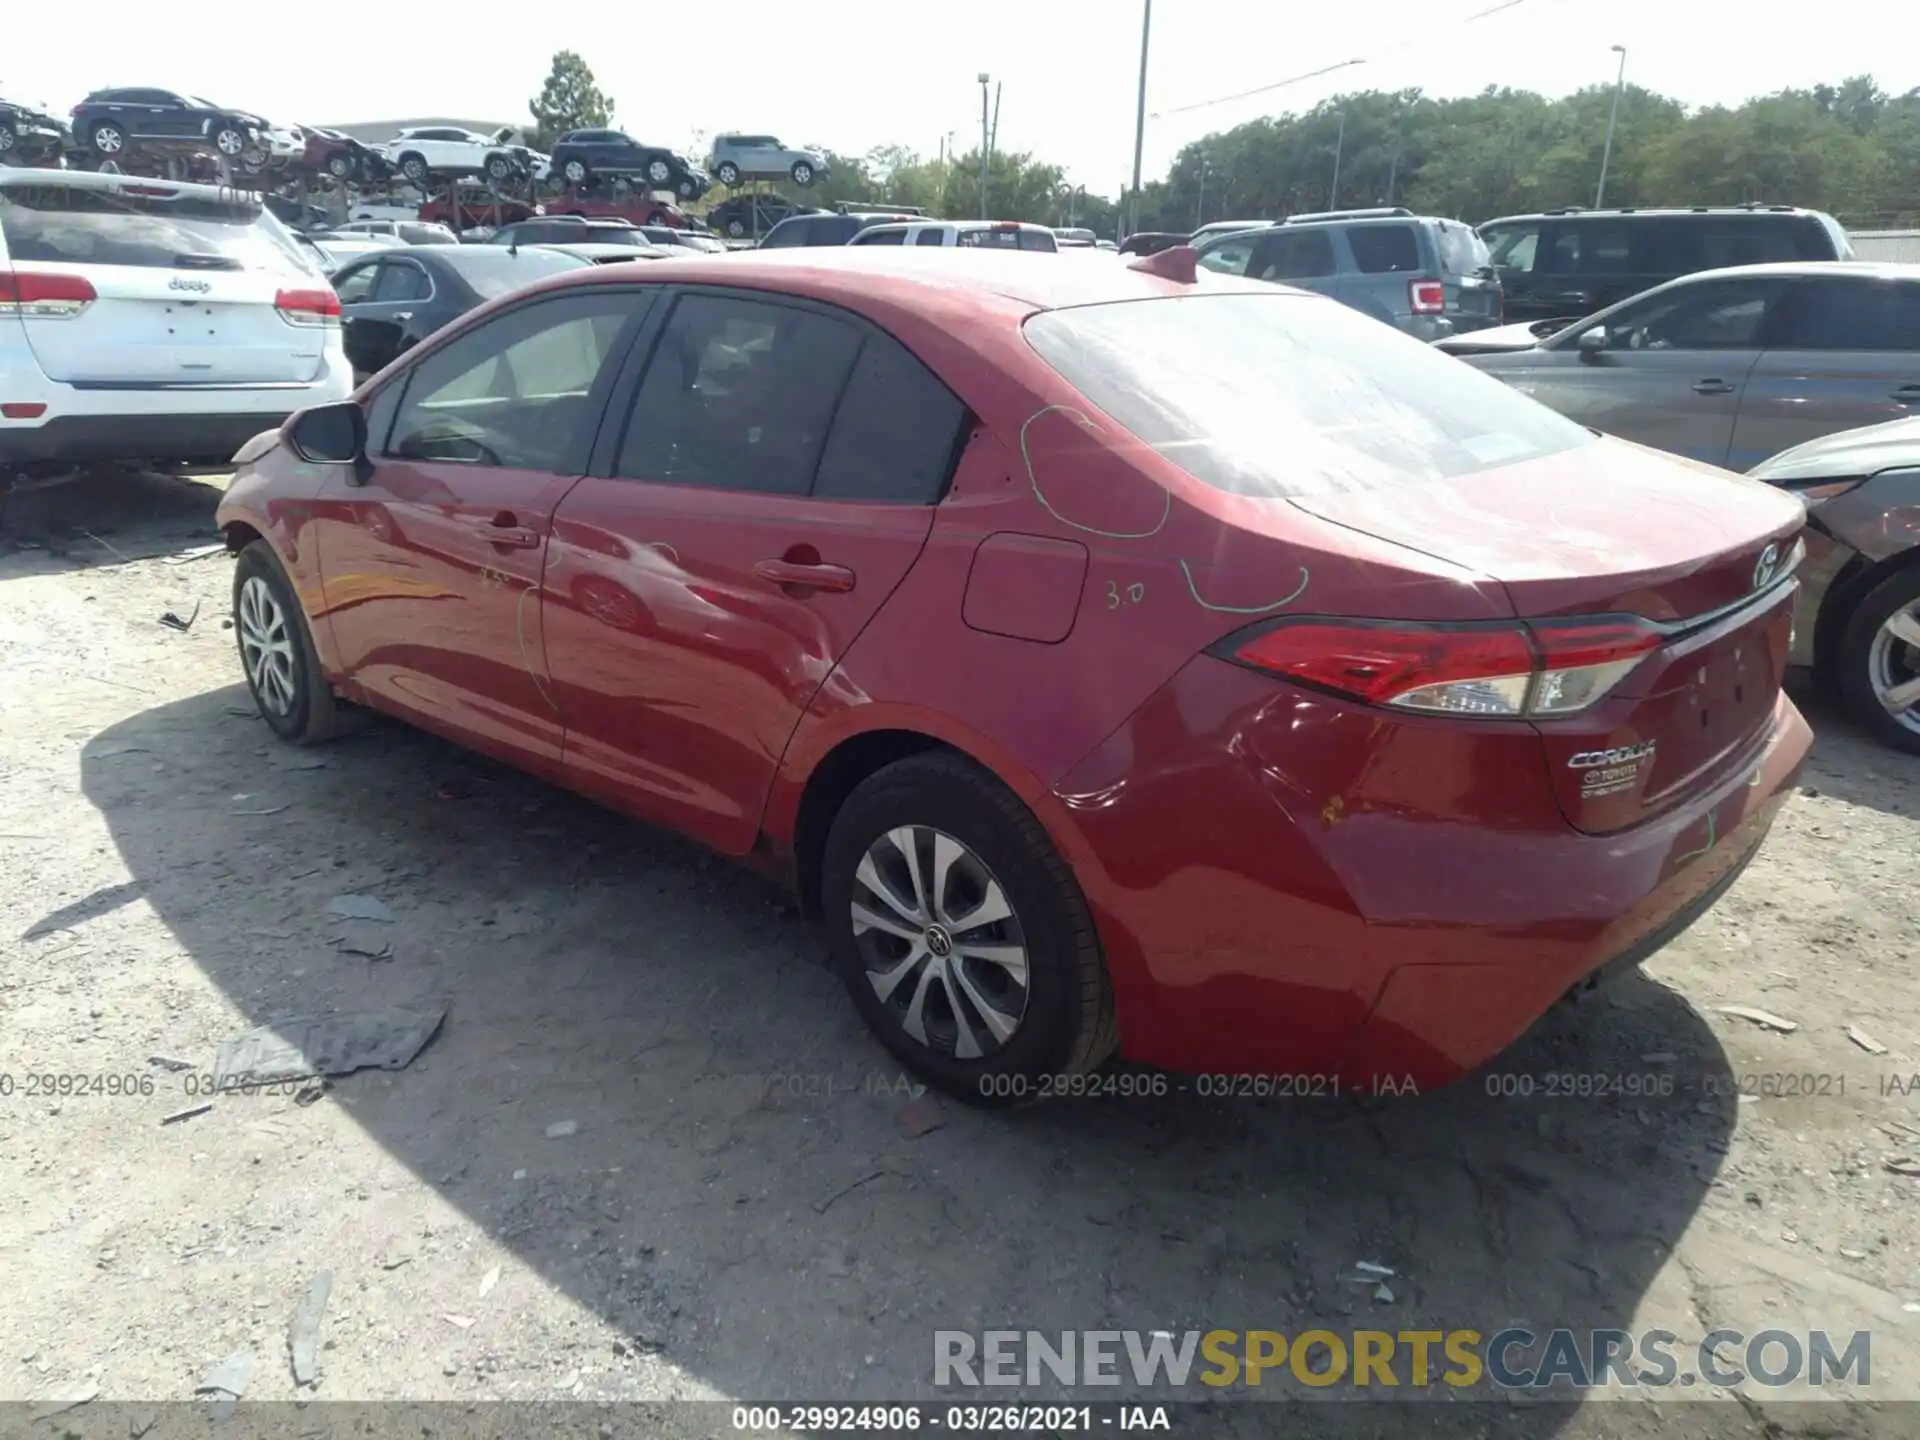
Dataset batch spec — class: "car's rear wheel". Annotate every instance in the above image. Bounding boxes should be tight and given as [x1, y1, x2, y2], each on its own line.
[212, 125, 247, 157]
[1838, 567, 1920, 755]
[790, 160, 815, 186]
[233, 541, 352, 746]
[821, 753, 1117, 1104]
[88, 122, 124, 155]
[562, 158, 588, 186]
[0, 130, 15, 156]
[725, 217, 747, 238]
[645, 158, 672, 187]
[326, 153, 352, 179]
[485, 153, 511, 181]
[716, 160, 741, 186]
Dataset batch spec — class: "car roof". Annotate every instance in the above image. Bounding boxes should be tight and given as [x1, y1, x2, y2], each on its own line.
[1482, 206, 1836, 225]
[1663, 259, 1920, 284]
[502, 244, 1271, 314]
[531, 242, 672, 260]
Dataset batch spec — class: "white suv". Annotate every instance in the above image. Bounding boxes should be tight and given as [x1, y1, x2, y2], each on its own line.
[846, 220, 1059, 251]
[0, 167, 351, 472]
[381, 127, 528, 185]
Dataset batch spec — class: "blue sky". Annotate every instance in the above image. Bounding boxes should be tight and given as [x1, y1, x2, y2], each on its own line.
[9, 0, 1918, 192]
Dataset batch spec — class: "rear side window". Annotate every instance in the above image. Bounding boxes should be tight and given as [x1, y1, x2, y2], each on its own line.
[814, 331, 968, 503]
[1543, 222, 1634, 275]
[1198, 236, 1257, 276]
[1017, 229, 1058, 252]
[0, 181, 318, 276]
[616, 295, 863, 495]
[1346, 225, 1420, 274]
[915, 230, 945, 247]
[1249, 229, 1336, 281]
[1774, 278, 1920, 351]
[1024, 292, 1591, 499]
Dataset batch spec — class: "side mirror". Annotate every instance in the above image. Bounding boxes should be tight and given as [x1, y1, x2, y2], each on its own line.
[287, 401, 369, 483]
[1576, 326, 1608, 360]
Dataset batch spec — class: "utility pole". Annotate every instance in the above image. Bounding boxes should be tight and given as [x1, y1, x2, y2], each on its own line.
[1196, 161, 1207, 227]
[978, 73, 991, 220]
[1596, 45, 1627, 207]
[1329, 111, 1346, 210]
[1129, 0, 1152, 235]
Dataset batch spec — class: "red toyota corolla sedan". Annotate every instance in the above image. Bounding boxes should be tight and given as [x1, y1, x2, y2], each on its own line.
[215, 246, 1812, 1100]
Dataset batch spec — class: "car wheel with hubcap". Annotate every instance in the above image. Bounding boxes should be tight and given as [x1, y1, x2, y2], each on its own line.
[0, 130, 15, 155]
[1838, 567, 1920, 755]
[646, 158, 672, 186]
[790, 160, 814, 186]
[326, 153, 352, 178]
[89, 122, 124, 155]
[399, 153, 427, 183]
[725, 217, 746, 238]
[716, 161, 741, 186]
[213, 126, 247, 157]
[562, 158, 588, 185]
[232, 540, 354, 746]
[821, 753, 1117, 1104]
[485, 153, 511, 181]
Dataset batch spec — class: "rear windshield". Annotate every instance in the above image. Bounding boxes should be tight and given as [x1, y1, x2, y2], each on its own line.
[1023, 292, 1593, 498]
[956, 228, 1058, 252]
[437, 246, 590, 297]
[0, 181, 318, 276]
[1435, 221, 1491, 276]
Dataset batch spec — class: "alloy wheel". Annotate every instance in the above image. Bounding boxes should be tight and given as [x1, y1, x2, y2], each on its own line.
[215, 128, 246, 156]
[850, 825, 1030, 1061]
[238, 575, 298, 717]
[93, 125, 123, 154]
[0, 130, 15, 154]
[1869, 600, 1920, 736]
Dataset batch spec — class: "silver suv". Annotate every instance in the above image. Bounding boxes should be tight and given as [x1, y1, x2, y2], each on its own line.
[708, 134, 829, 188]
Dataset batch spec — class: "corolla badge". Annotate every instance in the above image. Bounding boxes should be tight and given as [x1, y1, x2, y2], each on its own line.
[168, 277, 212, 294]
[1752, 541, 1782, 591]
[1568, 742, 1657, 770]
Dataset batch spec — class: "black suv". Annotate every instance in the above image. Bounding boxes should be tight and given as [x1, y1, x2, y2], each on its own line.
[488, 217, 653, 248]
[548, 130, 710, 199]
[0, 96, 69, 164]
[758, 210, 916, 248]
[706, 192, 813, 240]
[70, 88, 265, 162]
[1479, 205, 1854, 323]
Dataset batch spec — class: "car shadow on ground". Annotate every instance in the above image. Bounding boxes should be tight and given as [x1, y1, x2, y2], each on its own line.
[1785, 672, 1920, 822]
[69, 687, 1747, 1433]
[0, 466, 227, 572]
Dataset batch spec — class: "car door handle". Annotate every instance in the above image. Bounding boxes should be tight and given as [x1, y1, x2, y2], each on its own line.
[1692, 379, 1736, 395]
[1893, 384, 1920, 403]
[474, 516, 542, 549]
[393, 311, 412, 321]
[754, 558, 856, 593]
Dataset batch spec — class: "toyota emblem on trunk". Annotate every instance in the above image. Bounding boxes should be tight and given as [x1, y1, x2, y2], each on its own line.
[1752, 541, 1782, 591]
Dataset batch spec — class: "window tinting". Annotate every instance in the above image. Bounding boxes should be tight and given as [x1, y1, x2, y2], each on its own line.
[1017, 229, 1058, 252]
[373, 261, 430, 303]
[1198, 237, 1256, 276]
[1584, 277, 1787, 351]
[1024, 292, 1591, 499]
[331, 262, 380, 304]
[1775, 278, 1920, 351]
[1435, 222, 1490, 276]
[915, 229, 945, 247]
[814, 331, 968, 503]
[617, 295, 863, 495]
[1250, 229, 1336, 281]
[387, 292, 635, 471]
[1347, 225, 1420, 274]
[859, 227, 906, 245]
[0, 182, 317, 276]
[1543, 222, 1634, 275]
[1483, 222, 1539, 274]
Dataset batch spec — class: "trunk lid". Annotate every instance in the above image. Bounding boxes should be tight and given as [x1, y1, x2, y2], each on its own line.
[1291, 437, 1806, 833]
[0, 175, 327, 386]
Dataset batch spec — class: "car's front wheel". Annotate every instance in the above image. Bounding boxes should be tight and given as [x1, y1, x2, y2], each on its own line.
[645, 158, 672, 187]
[790, 160, 815, 186]
[326, 153, 352, 178]
[1838, 566, 1920, 754]
[0, 130, 15, 156]
[212, 124, 247, 157]
[716, 161, 741, 186]
[233, 541, 352, 746]
[562, 158, 588, 186]
[485, 153, 512, 181]
[88, 121, 124, 155]
[821, 753, 1117, 1104]
[398, 152, 428, 183]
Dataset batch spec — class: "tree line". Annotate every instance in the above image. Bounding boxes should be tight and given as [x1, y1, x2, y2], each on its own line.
[528, 52, 1920, 237]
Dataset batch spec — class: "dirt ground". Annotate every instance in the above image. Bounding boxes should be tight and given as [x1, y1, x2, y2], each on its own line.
[6, 469, 1920, 1439]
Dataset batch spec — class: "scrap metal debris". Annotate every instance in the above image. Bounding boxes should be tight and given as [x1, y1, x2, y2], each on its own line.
[814, 1169, 889, 1215]
[444, 1314, 476, 1330]
[334, 938, 394, 961]
[1849, 1026, 1889, 1055]
[148, 1054, 194, 1072]
[196, 1349, 253, 1400]
[478, 1265, 501, 1299]
[213, 999, 448, 1089]
[164, 543, 227, 565]
[1886, 1157, 1920, 1177]
[158, 600, 203, 632]
[325, 894, 395, 923]
[160, 1103, 213, 1126]
[288, 1270, 333, 1387]
[1719, 1005, 1798, 1033]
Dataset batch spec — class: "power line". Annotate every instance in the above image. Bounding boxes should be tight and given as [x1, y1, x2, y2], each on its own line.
[1154, 0, 1547, 119]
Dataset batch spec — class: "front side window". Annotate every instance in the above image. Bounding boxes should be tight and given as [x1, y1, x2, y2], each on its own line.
[1024, 292, 1592, 499]
[1481, 222, 1541, 275]
[1198, 236, 1256, 276]
[615, 294, 862, 495]
[915, 230, 945, 247]
[1541, 222, 1634, 276]
[1574, 277, 1788, 352]
[856, 228, 906, 246]
[386, 292, 637, 471]
[331, 261, 380, 304]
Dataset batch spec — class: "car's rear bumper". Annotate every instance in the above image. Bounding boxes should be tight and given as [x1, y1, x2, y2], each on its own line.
[0, 410, 292, 465]
[1048, 657, 1813, 1090]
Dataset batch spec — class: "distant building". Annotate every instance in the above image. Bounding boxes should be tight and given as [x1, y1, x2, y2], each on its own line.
[320, 118, 522, 145]
[1851, 230, 1920, 264]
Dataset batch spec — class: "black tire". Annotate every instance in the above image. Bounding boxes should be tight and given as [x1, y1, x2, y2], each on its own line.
[676, 176, 698, 199]
[88, 121, 125, 156]
[1836, 565, 1920, 755]
[0, 129, 15, 156]
[485, 153, 511, 181]
[399, 152, 428, 183]
[562, 157, 589, 186]
[212, 124, 247, 157]
[326, 153, 352, 179]
[790, 160, 815, 186]
[716, 161, 741, 187]
[725, 217, 747, 238]
[821, 753, 1117, 1105]
[232, 540, 354, 746]
[645, 158, 672, 187]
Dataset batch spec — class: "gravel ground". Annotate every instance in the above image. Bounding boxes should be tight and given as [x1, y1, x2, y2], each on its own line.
[5, 469, 1920, 1439]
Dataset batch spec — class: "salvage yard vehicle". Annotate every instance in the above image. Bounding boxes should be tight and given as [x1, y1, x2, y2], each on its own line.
[1457, 261, 1920, 472]
[382, 127, 532, 185]
[1479, 204, 1853, 324]
[708, 133, 830, 188]
[548, 130, 710, 199]
[1749, 417, 1920, 753]
[1195, 208, 1502, 341]
[301, 126, 391, 184]
[216, 246, 1810, 1102]
[70, 88, 265, 162]
[0, 166, 350, 469]
[0, 96, 69, 164]
[848, 220, 1059, 251]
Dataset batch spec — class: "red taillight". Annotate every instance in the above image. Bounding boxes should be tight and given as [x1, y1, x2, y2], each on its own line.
[2, 402, 49, 419]
[0, 271, 97, 318]
[1408, 279, 1446, 314]
[275, 286, 342, 328]
[1221, 617, 1662, 718]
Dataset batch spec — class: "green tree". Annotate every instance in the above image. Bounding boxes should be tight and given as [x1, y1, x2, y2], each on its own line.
[528, 51, 613, 151]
